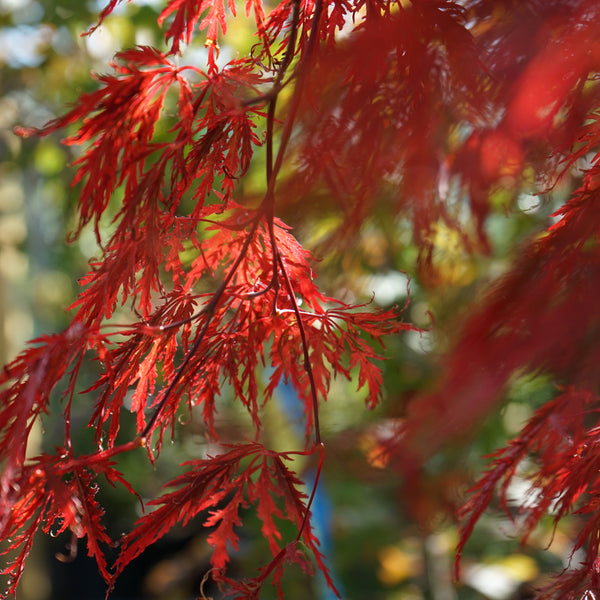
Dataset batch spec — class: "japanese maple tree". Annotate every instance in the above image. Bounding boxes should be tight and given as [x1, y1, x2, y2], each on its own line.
[4, 0, 600, 598]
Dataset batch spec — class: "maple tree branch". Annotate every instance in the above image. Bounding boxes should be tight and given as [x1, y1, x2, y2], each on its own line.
[277, 252, 322, 445]
[260, 0, 328, 442]
[265, 0, 301, 184]
[304, 0, 324, 60]
[264, 0, 324, 207]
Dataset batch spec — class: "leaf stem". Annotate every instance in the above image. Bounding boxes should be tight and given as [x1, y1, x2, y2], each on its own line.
[261, 0, 325, 444]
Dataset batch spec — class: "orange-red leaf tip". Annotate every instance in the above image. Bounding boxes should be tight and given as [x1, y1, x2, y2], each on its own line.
[14, 125, 37, 138]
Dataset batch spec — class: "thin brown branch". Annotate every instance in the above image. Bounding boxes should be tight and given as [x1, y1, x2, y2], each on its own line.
[266, 0, 301, 184]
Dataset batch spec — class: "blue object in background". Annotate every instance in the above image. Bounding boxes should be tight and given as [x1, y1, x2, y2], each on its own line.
[276, 382, 345, 600]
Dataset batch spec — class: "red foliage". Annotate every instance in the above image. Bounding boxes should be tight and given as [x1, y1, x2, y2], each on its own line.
[7, 0, 414, 594]
[7, 0, 600, 598]
[113, 443, 336, 598]
[1, 441, 141, 597]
